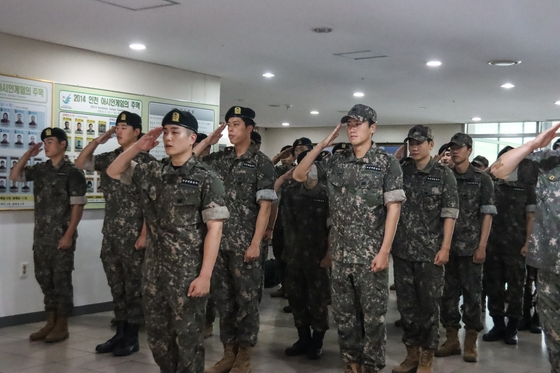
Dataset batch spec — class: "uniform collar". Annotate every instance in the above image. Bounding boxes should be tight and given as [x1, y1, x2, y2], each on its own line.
[161, 155, 197, 176]
[226, 143, 259, 161]
[46, 156, 69, 170]
[417, 157, 436, 174]
[453, 163, 476, 179]
[344, 142, 378, 163]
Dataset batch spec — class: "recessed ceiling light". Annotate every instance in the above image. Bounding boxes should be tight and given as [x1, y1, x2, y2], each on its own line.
[235, 99, 244, 102]
[263, 72, 275, 78]
[488, 60, 521, 67]
[310, 110, 319, 115]
[426, 60, 442, 67]
[129, 43, 146, 50]
[312, 27, 332, 33]
[501, 83, 515, 89]
[472, 117, 482, 121]
[555, 101, 560, 106]
[353, 92, 364, 98]
[282, 122, 290, 126]
[418, 106, 428, 109]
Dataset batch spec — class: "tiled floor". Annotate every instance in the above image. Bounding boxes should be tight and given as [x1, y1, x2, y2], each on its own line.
[0, 288, 551, 373]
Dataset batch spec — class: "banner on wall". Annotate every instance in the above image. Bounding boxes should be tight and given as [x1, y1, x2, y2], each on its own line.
[0, 75, 52, 210]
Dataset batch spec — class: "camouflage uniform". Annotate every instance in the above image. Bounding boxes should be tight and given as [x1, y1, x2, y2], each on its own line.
[272, 163, 295, 288]
[202, 144, 277, 348]
[393, 158, 459, 350]
[485, 178, 536, 320]
[440, 165, 496, 332]
[81, 148, 155, 325]
[282, 180, 330, 333]
[120, 156, 229, 373]
[509, 149, 560, 373]
[315, 145, 406, 371]
[20, 158, 87, 315]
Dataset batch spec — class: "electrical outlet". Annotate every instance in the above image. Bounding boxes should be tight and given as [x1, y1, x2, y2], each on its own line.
[20, 262, 28, 277]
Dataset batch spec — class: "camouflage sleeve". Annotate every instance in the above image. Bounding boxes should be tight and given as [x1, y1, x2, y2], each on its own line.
[525, 183, 537, 213]
[510, 158, 539, 186]
[67, 167, 87, 205]
[256, 157, 277, 202]
[120, 160, 139, 185]
[20, 163, 39, 182]
[383, 155, 406, 205]
[441, 168, 459, 219]
[201, 171, 230, 223]
[201, 151, 221, 170]
[479, 172, 497, 215]
[315, 158, 329, 184]
[89, 151, 112, 172]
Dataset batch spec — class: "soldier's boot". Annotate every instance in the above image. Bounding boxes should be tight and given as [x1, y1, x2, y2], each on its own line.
[435, 327, 461, 357]
[343, 363, 361, 373]
[30, 310, 57, 341]
[504, 318, 519, 345]
[463, 330, 479, 362]
[391, 344, 419, 373]
[394, 319, 403, 328]
[203, 322, 214, 339]
[113, 323, 140, 356]
[270, 286, 285, 298]
[417, 348, 435, 373]
[229, 345, 253, 373]
[285, 326, 312, 356]
[45, 313, 69, 343]
[518, 312, 531, 331]
[205, 344, 238, 373]
[306, 330, 325, 360]
[482, 316, 505, 342]
[96, 321, 126, 353]
[530, 312, 542, 334]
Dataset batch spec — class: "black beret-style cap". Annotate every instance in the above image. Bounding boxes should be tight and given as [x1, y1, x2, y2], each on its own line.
[292, 137, 313, 148]
[161, 109, 198, 133]
[332, 142, 350, 153]
[297, 149, 322, 164]
[195, 133, 208, 144]
[251, 131, 262, 144]
[41, 127, 68, 142]
[225, 106, 256, 123]
[116, 111, 142, 130]
[438, 143, 451, 155]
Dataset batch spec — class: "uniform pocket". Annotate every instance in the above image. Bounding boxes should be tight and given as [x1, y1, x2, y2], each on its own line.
[172, 191, 201, 226]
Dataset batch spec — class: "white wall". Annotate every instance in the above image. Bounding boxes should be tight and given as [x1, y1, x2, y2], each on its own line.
[259, 123, 463, 159]
[0, 32, 220, 318]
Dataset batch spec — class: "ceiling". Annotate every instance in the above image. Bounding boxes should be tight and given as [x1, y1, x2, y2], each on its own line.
[1, 0, 560, 128]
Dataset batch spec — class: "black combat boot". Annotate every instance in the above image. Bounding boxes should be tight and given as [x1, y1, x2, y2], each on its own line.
[504, 318, 519, 345]
[113, 323, 140, 356]
[483, 316, 505, 342]
[96, 321, 126, 353]
[285, 326, 311, 356]
[530, 312, 542, 334]
[306, 330, 325, 360]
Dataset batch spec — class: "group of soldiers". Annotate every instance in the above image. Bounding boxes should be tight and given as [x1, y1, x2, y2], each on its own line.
[7, 103, 560, 373]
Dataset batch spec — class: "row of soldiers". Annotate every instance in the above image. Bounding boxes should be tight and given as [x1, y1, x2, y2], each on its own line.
[8, 104, 559, 373]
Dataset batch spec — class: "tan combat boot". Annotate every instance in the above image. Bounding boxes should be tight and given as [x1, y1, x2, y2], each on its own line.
[435, 327, 461, 357]
[343, 363, 361, 373]
[205, 344, 238, 373]
[463, 330, 479, 362]
[417, 348, 435, 373]
[230, 345, 253, 373]
[45, 313, 69, 343]
[392, 344, 419, 373]
[30, 310, 56, 341]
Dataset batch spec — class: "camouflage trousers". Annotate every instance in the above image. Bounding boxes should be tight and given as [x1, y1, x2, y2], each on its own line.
[393, 257, 444, 350]
[213, 249, 262, 347]
[101, 235, 145, 325]
[272, 226, 287, 287]
[331, 261, 388, 371]
[441, 255, 484, 331]
[284, 262, 330, 332]
[537, 270, 560, 373]
[33, 242, 75, 315]
[484, 252, 526, 319]
[205, 295, 216, 325]
[143, 275, 207, 373]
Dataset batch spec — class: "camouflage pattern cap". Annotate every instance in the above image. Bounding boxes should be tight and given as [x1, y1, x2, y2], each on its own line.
[405, 125, 433, 142]
[449, 133, 472, 148]
[341, 104, 377, 123]
[471, 155, 489, 168]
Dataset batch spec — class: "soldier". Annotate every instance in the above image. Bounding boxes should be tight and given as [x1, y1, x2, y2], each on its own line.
[437, 143, 453, 168]
[250, 131, 262, 151]
[491, 122, 560, 373]
[194, 106, 277, 373]
[277, 150, 330, 360]
[194, 133, 211, 157]
[392, 126, 459, 373]
[482, 146, 536, 345]
[9, 127, 87, 343]
[75, 111, 155, 356]
[107, 109, 229, 373]
[332, 142, 350, 154]
[436, 133, 496, 363]
[471, 155, 489, 171]
[293, 104, 406, 373]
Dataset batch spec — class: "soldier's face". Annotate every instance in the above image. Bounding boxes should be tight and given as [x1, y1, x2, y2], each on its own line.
[281, 153, 295, 165]
[409, 139, 433, 160]
[346, 119, 375, 146]
[162, 125, 196, 157]
[450, 144, 471, 164]
[115, 122, 140, 147]
[227, 118, 251, 145]
[440, 151, 452, 164]
[293, 145, 309, 159]
[43, 138, 66, 158]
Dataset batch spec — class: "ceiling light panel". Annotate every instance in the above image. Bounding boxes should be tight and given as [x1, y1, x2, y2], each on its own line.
[353, 92, 364, 97]
[501, 83, 515, 89]
[263, 72, 275, 78]
[426, 60, 442, 67]
[95, 0, 179, 11]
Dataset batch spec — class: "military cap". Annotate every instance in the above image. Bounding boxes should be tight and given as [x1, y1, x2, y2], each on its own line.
[293, 137, 313, 148]
[225, 106, 256, 123]
[280, 145, 292, 152]
[116, 111, 142, 130]
[471, 155, 489, 169]
[41, 127, 68, 142]
[320, 150, 331, 158]
[195, 133, 208, 144]
[297, 149, 322, 164]
[553, 138, 560, 150]
[405, 125, 433, 142]
[251, 131, 262, 144]
[497, 145, 514, 159]
[161, 109, 198, 133]
[332, 142, 350, 153]
[449, 133, 473, 148]
[341, 104, 377, 123]
[438, 143, 451, 155]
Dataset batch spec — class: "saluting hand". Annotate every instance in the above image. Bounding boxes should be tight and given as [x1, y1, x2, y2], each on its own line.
[95, 126, 116, 145]
[319, 124, 342, 148]
[188, 276, 210, 297]
[27, 142, 43, 157]
[206, 122, 227, 146]
[530, 122, 560, 150]
[136, 127, 162, 152]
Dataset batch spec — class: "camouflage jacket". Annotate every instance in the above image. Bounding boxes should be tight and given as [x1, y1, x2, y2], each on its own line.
[22, 158, 87, 245]
[316, 144, 406, 265]
[393, 158, 459, 261]
[451, 164, 496, 256]
[203, 144, 277, 252]
[82, 148, 155, 237]
[274, 163, 296, 232]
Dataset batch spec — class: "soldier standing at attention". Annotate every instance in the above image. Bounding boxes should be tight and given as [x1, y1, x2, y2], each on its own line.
[436, 133, 496, 363]
[75, 111, 155, 356]
[392, 126, 459, 373]
[194, 106, 277, 373]
[293, 104, 406, 373]
[491, 122, 560, 373]
[107, 109, 229, 373]
[9, 127, 87, 343]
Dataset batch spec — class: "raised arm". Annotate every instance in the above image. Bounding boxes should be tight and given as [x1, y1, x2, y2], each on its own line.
[9, 143, 42, 181]
[193, 122, 226, 157]
[293, 124, 341, 182]
[75, 126, 116, 169]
